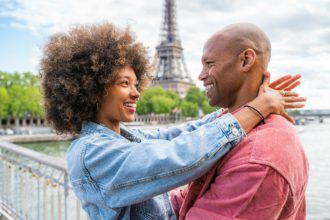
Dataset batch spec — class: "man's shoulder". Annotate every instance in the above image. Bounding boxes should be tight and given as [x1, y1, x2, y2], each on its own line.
[218, 115, 297, 163]
[249, 114, 298, 145]
[257, 114, 294, 132]
[218, 114, 308, 192]
[247, 114, 304, 159]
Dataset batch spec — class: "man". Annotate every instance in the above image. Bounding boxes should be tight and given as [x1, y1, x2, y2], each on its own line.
[170, 23, 309, 219]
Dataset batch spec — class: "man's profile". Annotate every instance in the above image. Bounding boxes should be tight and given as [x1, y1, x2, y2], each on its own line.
[171, 23, 309, 220]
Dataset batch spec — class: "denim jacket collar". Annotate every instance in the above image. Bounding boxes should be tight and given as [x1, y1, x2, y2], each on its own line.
[81, 122, 141, 143]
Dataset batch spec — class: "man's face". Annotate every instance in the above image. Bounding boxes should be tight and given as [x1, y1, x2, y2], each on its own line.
[199, 36, 244, 108]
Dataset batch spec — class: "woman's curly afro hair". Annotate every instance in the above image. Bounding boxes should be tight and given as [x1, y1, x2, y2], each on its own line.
[40, 23, 152, 135]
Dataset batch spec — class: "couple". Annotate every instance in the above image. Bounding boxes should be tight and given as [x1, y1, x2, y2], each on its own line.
[40, 22, 308, 220]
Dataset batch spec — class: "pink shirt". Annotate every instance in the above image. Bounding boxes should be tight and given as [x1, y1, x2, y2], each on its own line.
[171, 115, 309, 220]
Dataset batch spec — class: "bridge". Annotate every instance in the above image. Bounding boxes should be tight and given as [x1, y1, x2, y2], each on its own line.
[291, 111, 330, 124]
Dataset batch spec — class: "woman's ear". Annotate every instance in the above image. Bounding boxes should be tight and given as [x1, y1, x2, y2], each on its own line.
[239, 48, 257, 72]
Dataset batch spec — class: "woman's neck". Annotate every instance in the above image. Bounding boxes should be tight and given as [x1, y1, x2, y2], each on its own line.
[96, 115, 120, 134]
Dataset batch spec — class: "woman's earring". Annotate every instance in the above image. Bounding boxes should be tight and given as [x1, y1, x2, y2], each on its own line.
[96, 102, 99, 112]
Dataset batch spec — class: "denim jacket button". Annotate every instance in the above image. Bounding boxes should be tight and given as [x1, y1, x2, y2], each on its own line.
[231, 126, 239, 136]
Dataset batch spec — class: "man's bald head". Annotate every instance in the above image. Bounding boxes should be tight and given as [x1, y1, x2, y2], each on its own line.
[210, 23, 271, 71]
[199, 23, 272, 110]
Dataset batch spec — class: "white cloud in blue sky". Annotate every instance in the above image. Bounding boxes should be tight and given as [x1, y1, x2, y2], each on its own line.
[0, 0, 329, 109]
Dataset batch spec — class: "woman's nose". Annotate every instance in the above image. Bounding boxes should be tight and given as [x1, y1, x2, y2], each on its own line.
[131, 87, 140, 100]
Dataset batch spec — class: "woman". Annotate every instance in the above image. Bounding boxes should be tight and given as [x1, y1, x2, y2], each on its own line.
[40, 23, 305, 220]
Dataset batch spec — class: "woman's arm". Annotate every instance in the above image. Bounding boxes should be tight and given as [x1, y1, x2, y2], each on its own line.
[133, 109, 222, 140]
[75, 113, 244, 208]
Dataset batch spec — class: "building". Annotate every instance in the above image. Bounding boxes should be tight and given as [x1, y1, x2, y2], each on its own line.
[153, 0, 195, 98]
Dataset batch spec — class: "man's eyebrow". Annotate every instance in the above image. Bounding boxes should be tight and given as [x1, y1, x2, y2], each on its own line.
[201, 56, 208, 62]
[202, 57, 214, 62]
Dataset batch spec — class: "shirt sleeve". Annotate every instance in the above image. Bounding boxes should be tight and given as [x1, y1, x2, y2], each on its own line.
[81, 113, 245, 208]
[170, 186, 189, 217]
[185, 164, 291, 220]
[133, 110, 222, 140]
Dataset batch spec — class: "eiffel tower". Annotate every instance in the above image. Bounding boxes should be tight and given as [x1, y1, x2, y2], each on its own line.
[153, 0, 195, 97]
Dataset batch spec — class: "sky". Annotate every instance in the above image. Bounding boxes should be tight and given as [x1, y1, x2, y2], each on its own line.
[0, 0, 329, 109]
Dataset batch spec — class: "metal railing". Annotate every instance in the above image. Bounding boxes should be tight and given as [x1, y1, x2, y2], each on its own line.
[0, 141, 88, 220]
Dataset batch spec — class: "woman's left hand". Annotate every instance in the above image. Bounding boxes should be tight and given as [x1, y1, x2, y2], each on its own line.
[269, 73, 301, 91]
[258, 72, 306, 123]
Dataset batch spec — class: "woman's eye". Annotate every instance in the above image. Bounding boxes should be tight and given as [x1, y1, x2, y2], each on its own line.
[120, 81, 129, 86]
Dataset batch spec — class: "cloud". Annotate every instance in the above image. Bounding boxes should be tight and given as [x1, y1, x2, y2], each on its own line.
[1, 0, 329, 109]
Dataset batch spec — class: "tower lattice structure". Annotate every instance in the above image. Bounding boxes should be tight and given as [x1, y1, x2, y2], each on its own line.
[153, 0, 195, 97]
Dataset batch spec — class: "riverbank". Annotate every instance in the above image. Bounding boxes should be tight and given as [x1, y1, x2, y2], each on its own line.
[0, 133, 74, 143]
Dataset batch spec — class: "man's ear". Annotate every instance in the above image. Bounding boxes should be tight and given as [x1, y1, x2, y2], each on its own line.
[239, 49, 256, 72]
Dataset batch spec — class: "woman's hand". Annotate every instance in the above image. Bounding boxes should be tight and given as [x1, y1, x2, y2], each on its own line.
[269, 74, 301, 91]
[257, 72, 306, 123]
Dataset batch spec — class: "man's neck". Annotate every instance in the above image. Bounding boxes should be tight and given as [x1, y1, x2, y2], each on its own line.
[227, 78, 260, 112]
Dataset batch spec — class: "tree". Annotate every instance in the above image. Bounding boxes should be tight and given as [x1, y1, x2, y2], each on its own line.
[184, 87, 217, 115]
[181, 101, 198, 117]
[185, 87, 205, 107]
[0, 71, 44, 119]
[137, 87, 179, 115]
[7, 85, 29, 118]
[164, 90, 180, 107]
[150, 96, 176, 114]
[0, 87, 10, 118]
[27, 87, 44, 117]
[201, 100, 217, 114]
[136, 98, 150, 115]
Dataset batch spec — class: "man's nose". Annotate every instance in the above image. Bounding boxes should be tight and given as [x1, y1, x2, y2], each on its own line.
[198, 70, 208, 81]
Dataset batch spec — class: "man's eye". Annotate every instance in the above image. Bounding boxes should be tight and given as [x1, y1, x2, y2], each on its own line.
[206, 62, 214, 67]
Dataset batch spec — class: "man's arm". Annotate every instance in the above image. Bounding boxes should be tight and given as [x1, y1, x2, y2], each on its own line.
[185, 164, 291, 220]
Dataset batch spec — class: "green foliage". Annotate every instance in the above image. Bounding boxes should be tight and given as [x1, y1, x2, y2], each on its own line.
[136, 86, 218, 117]
[164, 90, 180, 106]
[150, 96, 176, 114]
[0, 71, 43, 119]
[201, 100, 217, 114]
[137, 87, 179, 115]
[136, 98, 150, 115]
[184, 87, 217, 115]
[185, 87, 205, 107]
[0, 71, 38, 88]
[7, 85, 28, 118]
[0, 87, 10, 118]
[181, 101, 198, 117]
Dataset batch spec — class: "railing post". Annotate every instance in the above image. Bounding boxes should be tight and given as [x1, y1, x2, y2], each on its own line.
[64, 173, 69, 220]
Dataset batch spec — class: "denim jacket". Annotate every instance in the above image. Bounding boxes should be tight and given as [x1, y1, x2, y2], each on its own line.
[67, 111, 245, 220]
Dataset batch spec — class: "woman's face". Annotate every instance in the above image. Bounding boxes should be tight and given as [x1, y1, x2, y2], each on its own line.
[96, 66, 140, 130]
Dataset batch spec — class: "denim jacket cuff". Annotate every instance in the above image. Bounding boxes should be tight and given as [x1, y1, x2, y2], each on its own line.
[215, 113, 246, 146]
